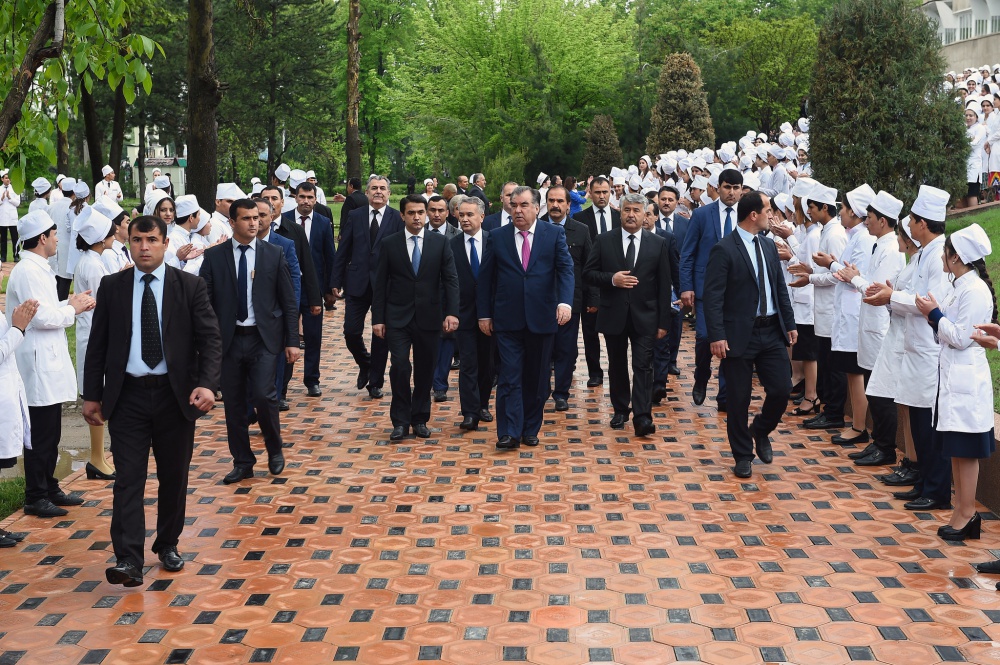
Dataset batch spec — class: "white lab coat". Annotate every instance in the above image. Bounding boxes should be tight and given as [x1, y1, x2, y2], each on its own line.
[315, 185, 327, 206]
[0, 185, 21, 227]
[968, 122, 988, 183]
[931, 271, 995, 433]
[65, 204, 89, 276]
[28, 198, 48, 213]
[851, 233, 906, 370]
[95, 179, 124, 202]
[101, 240, 130, 273]
[5, 251, 78, 406]
[891, 235, 950, 408]
[166, 225, 192, 270]
[830, 225, 875, 353]
[0, 312, 30, 460]
[72, 250, 108, 389]
[47, 197, 73, 279]
[789, 223, 820, 325]
[808, 219, 848, 337]
[208, 211, 232, 244]
[866, 256, 917, 399]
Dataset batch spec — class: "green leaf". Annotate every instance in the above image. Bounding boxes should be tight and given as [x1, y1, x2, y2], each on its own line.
[132, 59, 148, 82]
[123, 78, 136, 105]
[108, 71, 121, 92]
[74, 50, 89, 75]
[141, 75, 152, 96]
[44, 62, 61, 82]
[141, 35, 155, 59]
[57, 111, 69, 133]
[10, 164, 25, 194]
[83, 72, 94, 94]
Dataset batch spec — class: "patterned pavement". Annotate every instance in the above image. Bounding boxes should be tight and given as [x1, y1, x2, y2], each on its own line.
[1, 308, 999, 665]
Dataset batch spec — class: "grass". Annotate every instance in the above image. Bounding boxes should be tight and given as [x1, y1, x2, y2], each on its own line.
[0, 477, 25, 520]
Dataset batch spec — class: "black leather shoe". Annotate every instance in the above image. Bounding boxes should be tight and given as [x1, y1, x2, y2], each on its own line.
[278, 399, 290, 412]
[975, 560, 1000, 574]
[848, 443, 879, 460]
[668, 363, 680, 376]
[433, 390, 448, 402]
[0, 535, 15, 548]
[390, 425, 409, 441]
[854, 449, 896, 467]
[479, 409, 494, 422]
[832, 428, 869, 445]
[716, 401, 727, 413]
[367, 386, 383, 399]
[23, 499, 68, 518]
[522, 436, 539, 447]
[268, 452, 285, 475]
[413, 423, 431, 438]
[587, 376, 603, 388]
[610, 414, 627, 430]
[86, 462, 116, 481]
[158, 547, 185, 572]
[753, 429, 773, 464]
[49, 491, 84, 507]
[652, 387, 667, 404]
[803, 415, 847, 430]
[939, 514, 982, 541]
[106, 561, 143, 587]
[904, 497, 951, 511]
[802, 412, 825, 426]
[692, 384, 707, 406]
[459, 417, 479, 431]
[634, 418, 655, 437]
[893, 488, 921, 501]
[450, 358, 461, 370]
[356, 363, 370, 390]
[882, 467, 920, 486]
[496, 436, 519, 450]
[554, 398, 569, 411]
[306, 384, 322, 397]
[0, 528, 25, 542]
[734, 460, 753, 478]
[223, 466, 254, 485]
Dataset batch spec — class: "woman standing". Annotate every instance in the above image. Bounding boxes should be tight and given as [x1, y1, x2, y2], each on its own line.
[0, 170, 21, 263]
[915, 223, 996, 541]
[966, 107, 987, 208]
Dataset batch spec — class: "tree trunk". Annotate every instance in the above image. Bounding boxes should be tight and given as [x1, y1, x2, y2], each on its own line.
[79, 76, 105, 184]
[231, 152, 238, 184]
[57, 126, 69, 176]
[186, 0, 222, 207]
[108, 79, 127, 183]
[0, 2, 60, 152]
[345, 0, 362, 181]
[137, 120, 147, 198]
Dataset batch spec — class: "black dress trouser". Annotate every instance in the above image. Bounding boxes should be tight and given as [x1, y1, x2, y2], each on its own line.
[24, 403, 63, 504]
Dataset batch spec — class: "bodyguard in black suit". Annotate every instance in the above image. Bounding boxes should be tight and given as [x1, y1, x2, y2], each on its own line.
[373, 195, 460, 440]
[201, 200, 300, 484]
[83, 215, 222, 587]
[703, 192, 797, 479]
[643, 202, 681, 402]
[451, 197, 494, 430]
[482, 181, 518, 232]
[584, 194, 672, 437]
[332, 175, 405, 397]
[546, 186, 597, 411]
[573, 176, 620, 387]
[261, 186, 321, 313]
[466, 173, 490, 212]
[340, 177, 368, 240]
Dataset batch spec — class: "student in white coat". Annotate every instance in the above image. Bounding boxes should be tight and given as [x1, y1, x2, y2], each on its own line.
[6, 210, 96, 518]
[0, 295, 39, 547]
[94, 165, 124, 202]
[93, 197, 130, 273]
[863, 185, 952, 511]
[65, 181, 91, 277]
[28, 177, 52, 213]
[839, 192, 906, 467]
[73, 208, 117, 481]
[915, 224, 995, 540]
[0, 169, 21, 263]
[49, 177, 77, 300]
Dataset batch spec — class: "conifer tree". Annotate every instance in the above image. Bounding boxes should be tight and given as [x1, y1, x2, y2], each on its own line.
[646, 53, 715, 154]
[581, 115, 625, 178]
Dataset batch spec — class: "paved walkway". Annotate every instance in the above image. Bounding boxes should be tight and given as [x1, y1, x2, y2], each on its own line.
[0, 310, 999, 665]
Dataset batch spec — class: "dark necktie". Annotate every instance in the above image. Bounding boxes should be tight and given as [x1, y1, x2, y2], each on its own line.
[753, 237, 767, 315]
[432, 227, 441, 234]
[411, 236, 421, 273]
[140, 274, 163, 368]
[599, 209, 607, 234]
[872, 243, 877, 255]
[469, 237, 479, 279]
[370, 210, 379, 246]
[626, 234, 636, 271]
[122, 246, 130, 261]
[237, 244, 249, 322]
[724, 207, 734, 236]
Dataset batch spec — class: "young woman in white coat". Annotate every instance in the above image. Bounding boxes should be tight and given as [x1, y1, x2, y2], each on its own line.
[72, 208, 116, 481]
[916, 224, 996, 541]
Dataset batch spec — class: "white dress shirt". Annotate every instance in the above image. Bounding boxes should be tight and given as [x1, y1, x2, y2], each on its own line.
[296, 209, 314, 241]
[406, 227, 425, 263]
[464, 230, 483, 264]
[514, 221, 536, 257]
[593, 206, 612, 234]
[735, 226, 776, 316]
[233, 238, 257, 326]
[620, 226, 642, 259]
[718, 201, 736, 237]
[126, 262, 167, 377]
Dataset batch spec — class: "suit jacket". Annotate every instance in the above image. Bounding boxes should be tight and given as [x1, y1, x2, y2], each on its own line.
[702, 230, 796, 357]
[575, 206, 621, 240]
[466, 184, 490, 212]
[83, 266, 223, 421]
[658, 213, 689, 248]
[653, 227, 681, 296]
[274, 217, 321, 308]
[554, 217, 598, 313]
[340, 190, 368, 238]
[450, 230, 489, 330]
[200, 239, 299, 355]
[372, 230, 459, 331]
[428, 222, 461, 240]
[315, 202, 334, 231]
[584, 229, 672, 337]
[482, 212, 507, 232]
[477, 221, 575, 334]
[281, 210, 336, 298]
[265, 231, 301, 307]
[332, 205, 404, 297]
[680, 200, 732, 298]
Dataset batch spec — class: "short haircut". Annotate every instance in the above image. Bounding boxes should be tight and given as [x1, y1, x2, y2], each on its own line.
[295, 181, 317, 195]
[590, 176, 610, 188]
[620, 193, 647, 208]
[256, 198, 275, 214]
[229, 198, 259, 220]
[658, 185, 679, 198]
[261, 185, 283, 199]
[547, 185, 569, 201]
[459, 196, 485, 214]
[449, 194, 468, 213]
[348, 177, 362, 190]
[737, 191, 767, 222]
[510, 185, 540, 206]
[21, 225, 56, 249]
[718, 169, 744, 187]
[128, 215, 167, 240]
[367, 174, 391, 191]
[400, 194, 428, 213]
[866, 204, 898, 228]
[912, 214, 946, 235]
[428, 195, 447, 206]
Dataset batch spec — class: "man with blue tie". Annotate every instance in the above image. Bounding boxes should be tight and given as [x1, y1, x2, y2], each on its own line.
[679, 168, 744, 411]
[477, 186, 574, 450]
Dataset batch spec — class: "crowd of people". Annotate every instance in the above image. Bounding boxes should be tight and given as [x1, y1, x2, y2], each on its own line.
[951, 64, 1000, 207]
[0, 110, 998, 585]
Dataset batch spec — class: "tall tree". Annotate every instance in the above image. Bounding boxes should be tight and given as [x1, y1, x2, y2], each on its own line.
[646, 53, 715, 154]
[345, 0, 362, 180]
[186, 0, 222, 206]
[581, 115, 624, 179]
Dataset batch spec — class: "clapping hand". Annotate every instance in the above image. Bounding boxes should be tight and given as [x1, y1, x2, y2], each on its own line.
[835, 263, 860, 283]
[69, 290, 96, 314]
[11, 299, 39, 330]
[862, 280, 892, 306]
[973, 323, 1000, 349]
[915, 292, 938, 317]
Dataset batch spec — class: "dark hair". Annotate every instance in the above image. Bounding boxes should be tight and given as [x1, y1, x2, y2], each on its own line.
[71, 198, 87, 215]
[866, 205, 898, 228]
[400, 194, 428, 214]
[809, 200, 837, 217]
[110, 211, 128, 227]
[718, 169, 744, 187]
[658, 185, 680, 199]
[737, 191, 766, 223]
[76, 234, 92, 251]
[229, 198, 259, 220]
[128, 215, 167, 240]
[21, 225, 56, 250]
[912, 213, 946, 235]
[427, 195, 447, 206]
[261, 185, 283, 199]
[945, 237, 998, 323]
[154, 197, 175, 217]
[547, 185, 569, 202]
[348, 177, 362, 190]
[176, 213, 195, 226]
[564, 176, 577, 191]
[295, 181, 317, 195]
[590, 176, 610, 188]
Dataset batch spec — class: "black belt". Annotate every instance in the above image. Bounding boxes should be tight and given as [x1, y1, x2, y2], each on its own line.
[124, 373, 169, 387]
[753, 315, 776, 328]
[234, 325, 258, 336]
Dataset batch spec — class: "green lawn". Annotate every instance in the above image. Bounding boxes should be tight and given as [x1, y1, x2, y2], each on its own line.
[0, 477, 24, 520]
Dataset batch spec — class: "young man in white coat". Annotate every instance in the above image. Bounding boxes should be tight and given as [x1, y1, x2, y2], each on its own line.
[6, 211, 96, 518]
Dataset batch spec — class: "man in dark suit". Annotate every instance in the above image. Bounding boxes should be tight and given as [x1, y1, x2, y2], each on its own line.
[703, 191, 797, 479]
[373, 195, 459, 441]
[456, 175, 469, 196]
[679, 168, 744, 410]
[545, 186, 596, 411]
[482, 181, 518, 231]
[656, 185, 688, 377]
[427, 195, 462, 401]
[466, 173, 490, 212]
[574, 176, 620, 387]
[83, 215, 222, 587]
[280, 182, 335, 397]
[643, 202, 681, 402]
[201, 200, 299, 485]
[451, 197, 494, 430]
[339, 177, 368, 241]
[585, 194, 672, 437]
[332, 175, 404, 398]
[478, 186, 574, 450]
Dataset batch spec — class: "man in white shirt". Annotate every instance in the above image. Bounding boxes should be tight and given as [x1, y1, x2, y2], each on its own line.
[95, 165, 124, 202]
[0, 169, 22, 262]
[28, 177, 52, 213]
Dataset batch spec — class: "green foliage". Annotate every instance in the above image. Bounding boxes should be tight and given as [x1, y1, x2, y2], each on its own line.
[0, 477, 25, 521]
[646, 53, 715, 154]
[482, 149, 528, 208]
[810, 0, 967, 203]
[581, 115, 625, 179]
